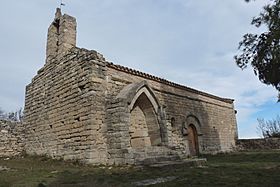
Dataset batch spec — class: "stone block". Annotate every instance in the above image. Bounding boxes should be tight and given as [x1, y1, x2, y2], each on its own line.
[130, 137, 151, 149]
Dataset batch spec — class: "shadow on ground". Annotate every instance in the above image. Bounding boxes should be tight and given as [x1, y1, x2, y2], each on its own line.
[0, 151, 280, 187]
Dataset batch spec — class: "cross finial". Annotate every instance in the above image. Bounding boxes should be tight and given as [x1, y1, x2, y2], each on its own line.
[60, 0, 66, 9]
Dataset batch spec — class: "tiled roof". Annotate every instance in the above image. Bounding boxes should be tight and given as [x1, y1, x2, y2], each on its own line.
[106, 62, 234, 104]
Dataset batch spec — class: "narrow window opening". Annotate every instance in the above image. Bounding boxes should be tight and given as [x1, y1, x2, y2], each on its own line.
[74, 117, 80, 122]
[78, 85, 86, 92]
[56, 40, 59, 52]
[53, 19, 60, 33]
[171, 117, 175, 127]
[182, 122, 188, 136]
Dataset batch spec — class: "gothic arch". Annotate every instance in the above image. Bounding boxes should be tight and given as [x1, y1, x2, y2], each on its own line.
[128, 86, 159, 113]
[116, 80, 160, 113]
[117, 81, 161, 148]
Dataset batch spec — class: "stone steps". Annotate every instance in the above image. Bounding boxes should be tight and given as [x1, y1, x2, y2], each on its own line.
[133, 146, 186, 165]
[148, 158, 207, 168]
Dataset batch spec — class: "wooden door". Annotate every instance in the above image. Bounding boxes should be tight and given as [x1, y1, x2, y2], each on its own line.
[188, 124, 199, 156]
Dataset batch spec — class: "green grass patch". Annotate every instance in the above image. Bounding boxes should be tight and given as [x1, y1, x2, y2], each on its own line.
[0, 151, 280, 187]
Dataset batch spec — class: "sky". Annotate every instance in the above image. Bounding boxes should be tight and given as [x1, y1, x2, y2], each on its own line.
[0, 0, 279, 138]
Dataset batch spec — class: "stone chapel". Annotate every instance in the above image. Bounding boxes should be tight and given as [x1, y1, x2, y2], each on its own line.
[23, 9, 238, 165]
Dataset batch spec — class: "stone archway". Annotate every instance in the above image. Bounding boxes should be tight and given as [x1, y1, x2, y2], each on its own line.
[129, 90, 161, 149]
[130, 104, 151, 148]
[114, 81, 162, 150]
[182, 115, 202, 156]
[187, 124, 199, 156]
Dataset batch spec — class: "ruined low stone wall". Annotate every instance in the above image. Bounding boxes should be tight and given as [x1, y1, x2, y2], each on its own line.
[236, 138, 280, 151]
[0, 120, 24, 157]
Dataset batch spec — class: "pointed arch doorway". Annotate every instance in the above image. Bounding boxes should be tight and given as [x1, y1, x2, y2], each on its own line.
[129, 92, 161, 148]
[115, 81, 163, 150]
[188, 124, 199, 156]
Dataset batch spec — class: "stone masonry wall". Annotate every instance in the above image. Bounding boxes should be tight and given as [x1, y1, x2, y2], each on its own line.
[24, 9, 110, 164]
[24, 48, 108, 164]
[0, 120, 24, 157]
[130, 106, 151, 149]
[24, 46, 237, 164]
[24, 9, 238, 165]
[105, 65, 237, 155]
[236, 138, 280, 150]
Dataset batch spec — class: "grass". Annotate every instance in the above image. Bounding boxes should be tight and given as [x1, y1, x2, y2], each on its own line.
[0, 150, 280, 187]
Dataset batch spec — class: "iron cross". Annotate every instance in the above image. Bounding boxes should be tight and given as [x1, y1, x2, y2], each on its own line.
[60, 0, 66, 9]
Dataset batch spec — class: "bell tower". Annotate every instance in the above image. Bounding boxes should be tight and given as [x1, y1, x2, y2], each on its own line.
[46, 8, 77, 61]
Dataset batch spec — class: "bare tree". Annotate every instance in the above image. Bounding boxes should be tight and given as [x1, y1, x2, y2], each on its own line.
[257, 115, 280, 138]
[0, 107, 24, 122]
[18, 108, 24, 122]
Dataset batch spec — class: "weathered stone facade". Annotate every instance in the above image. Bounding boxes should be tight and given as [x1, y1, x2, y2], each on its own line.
[23, 9, 238, 165]
[0, 120, 24, 157]
[236, 138, 280, 150]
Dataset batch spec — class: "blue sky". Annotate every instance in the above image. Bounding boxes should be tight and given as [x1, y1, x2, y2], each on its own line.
[0, 0, 278, 138]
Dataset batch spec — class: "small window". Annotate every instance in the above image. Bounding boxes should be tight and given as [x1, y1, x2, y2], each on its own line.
[78, 85, 86, 92]
[74, 117, 80, 122]
[171, 117, 175, 128]
[171, 118, 177, 132]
